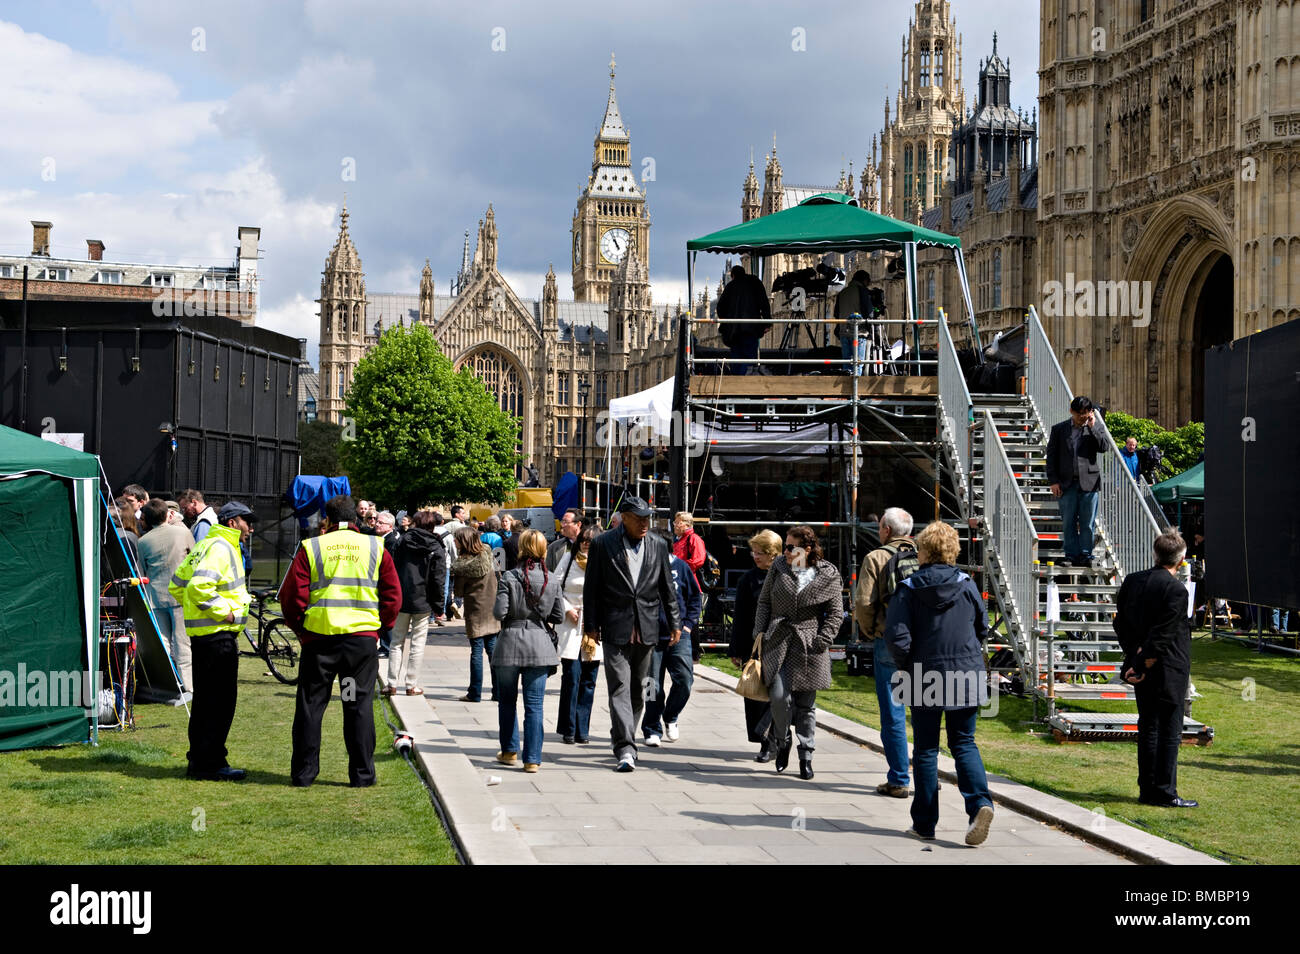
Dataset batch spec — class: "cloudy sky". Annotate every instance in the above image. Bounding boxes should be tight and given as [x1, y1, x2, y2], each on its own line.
[0, 0, 1038, 364]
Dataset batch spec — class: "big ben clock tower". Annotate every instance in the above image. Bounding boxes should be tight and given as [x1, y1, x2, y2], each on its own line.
[571, 54, 650, 303]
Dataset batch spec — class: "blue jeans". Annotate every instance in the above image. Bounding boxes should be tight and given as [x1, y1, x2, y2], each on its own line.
[467, 635, 497, 702]
[642, 636, 695, 737]
[909, 706, 992, 837]
[1058, 483, 1099, 562]
[840, 335, 868, 376]
[874, 637, 910, 787]
[1273, 608, 1290, 631]
[495, 664, 548, 765]
[557, 657, 600, 739]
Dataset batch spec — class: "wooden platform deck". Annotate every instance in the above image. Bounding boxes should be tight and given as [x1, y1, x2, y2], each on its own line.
[687, 375, 937, 399]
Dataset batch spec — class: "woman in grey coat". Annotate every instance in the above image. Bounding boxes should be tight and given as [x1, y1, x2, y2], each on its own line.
[753, 524, 844, 780]
[492, 529, 564, 772]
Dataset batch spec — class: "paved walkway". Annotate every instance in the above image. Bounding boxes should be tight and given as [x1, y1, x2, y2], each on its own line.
[387, 622, 1213, 865]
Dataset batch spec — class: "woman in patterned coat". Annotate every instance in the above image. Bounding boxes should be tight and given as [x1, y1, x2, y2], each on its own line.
[753, 525, 844, 780]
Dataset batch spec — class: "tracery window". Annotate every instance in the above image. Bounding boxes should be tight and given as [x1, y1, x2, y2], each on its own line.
[467, 348, 524, 419]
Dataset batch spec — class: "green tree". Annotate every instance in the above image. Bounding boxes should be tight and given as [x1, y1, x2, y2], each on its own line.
[1104, 411, 1204, 480]
[297, 420, 344, 477]
[339, 324, 521, 510]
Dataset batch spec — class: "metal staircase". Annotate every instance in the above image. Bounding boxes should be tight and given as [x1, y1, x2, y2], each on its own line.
[938, 308, 1213, 743]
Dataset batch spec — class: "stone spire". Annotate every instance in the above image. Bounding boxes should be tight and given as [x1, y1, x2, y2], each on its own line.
[542, 263, 558, 329]
[763, 144, 785, 215]
[419, 259, 434, 323]
[742, 149, 760, 222]
[454, 230, 472, 294]
[317, 199, 367, 424]
[600, 52, 628, 140]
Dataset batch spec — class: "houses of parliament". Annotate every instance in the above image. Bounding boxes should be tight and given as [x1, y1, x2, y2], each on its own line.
[311, 0, 1300, 481]
[311, 56, 680, 486]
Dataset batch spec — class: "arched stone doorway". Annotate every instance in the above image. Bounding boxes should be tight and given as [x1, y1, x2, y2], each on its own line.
[1185, 253, 1234, 424]
[1124, 198, 1233, 427]
[458, 345, 530, 481]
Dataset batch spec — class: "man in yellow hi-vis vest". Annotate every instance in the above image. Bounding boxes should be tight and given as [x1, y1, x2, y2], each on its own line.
[280, 494, 401, 787]
[169, 501, 256, 781]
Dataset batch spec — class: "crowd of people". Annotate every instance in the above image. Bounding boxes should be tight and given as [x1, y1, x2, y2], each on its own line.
[107, 469, 1209, 839]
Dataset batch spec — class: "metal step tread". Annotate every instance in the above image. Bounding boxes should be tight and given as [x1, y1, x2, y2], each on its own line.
[1047, 712, 1214, 742]
[1039, 683, 1135, 700]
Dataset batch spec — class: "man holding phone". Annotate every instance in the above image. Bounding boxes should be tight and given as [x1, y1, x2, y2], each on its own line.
[1046, 396, 1103, 568]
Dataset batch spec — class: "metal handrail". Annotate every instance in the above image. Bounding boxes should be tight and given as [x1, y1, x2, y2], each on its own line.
[1025, 305, 1072, 435]
[981, 410, 1039, 658]
[1090, 412, 1162, 578]
[937, 309, 973, 505]
[1024, 305, 1159, 580]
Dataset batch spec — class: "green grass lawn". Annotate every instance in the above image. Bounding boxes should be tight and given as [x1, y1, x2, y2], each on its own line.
[0, 656, 458, 865]
[705, 634, 1300, 865]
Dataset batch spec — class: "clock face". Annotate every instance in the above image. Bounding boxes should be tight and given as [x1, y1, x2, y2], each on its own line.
[600, 228, 631, 264]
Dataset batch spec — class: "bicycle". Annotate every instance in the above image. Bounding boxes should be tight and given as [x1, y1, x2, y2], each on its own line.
[241, 587, 300, 685]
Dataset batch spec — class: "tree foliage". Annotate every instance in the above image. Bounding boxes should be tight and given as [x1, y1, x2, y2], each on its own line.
[1104, 411, 1204, 480]
[297, 421, 344, 477]
[339, 324, 521, 510]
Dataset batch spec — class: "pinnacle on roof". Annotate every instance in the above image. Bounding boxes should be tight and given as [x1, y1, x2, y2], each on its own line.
[325, 198, 361, 273]
[599, 52, 628, 141]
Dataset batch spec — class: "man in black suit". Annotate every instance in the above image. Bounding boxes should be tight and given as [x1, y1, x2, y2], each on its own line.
[583, 495, 681, 771]
[1114, 530, 1197, 808]
[715, 265, 772, 376]
[1045, 395, 1104, 567]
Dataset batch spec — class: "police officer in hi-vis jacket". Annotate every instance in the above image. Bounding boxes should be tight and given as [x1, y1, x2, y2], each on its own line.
[170, 501, 256, 781]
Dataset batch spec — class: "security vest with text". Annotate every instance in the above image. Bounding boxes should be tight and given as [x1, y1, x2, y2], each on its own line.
[303, 529, 383, 635]
[168, 523, 252, 637]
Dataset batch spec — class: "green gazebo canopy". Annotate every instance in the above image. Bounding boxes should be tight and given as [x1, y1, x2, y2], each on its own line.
[686, 192, 962, 254]
[1152, 461, 1204, 503]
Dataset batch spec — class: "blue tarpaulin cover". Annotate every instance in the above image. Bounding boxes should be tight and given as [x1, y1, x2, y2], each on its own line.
[552, 472, 578, 519]
[284, 475, 352, 528]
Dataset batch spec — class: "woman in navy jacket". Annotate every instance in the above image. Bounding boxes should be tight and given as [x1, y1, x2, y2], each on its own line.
[884, 520, 995, 846]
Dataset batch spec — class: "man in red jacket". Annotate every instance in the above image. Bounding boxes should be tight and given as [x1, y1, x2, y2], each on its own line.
[672, 511, 706, 585]
[280, 494, 402, 787]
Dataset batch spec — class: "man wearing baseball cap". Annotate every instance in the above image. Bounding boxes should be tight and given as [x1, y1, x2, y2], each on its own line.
[279, 494, 401, 787]
[169, 500, 256, 781]
[583, 495, 680, 771]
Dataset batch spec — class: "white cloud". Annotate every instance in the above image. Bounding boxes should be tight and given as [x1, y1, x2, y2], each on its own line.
[0, 20, 225, 183]
[257, 291, 318, 355]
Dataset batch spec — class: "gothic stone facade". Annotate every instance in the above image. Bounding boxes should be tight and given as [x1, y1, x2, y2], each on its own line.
[1037, 0, 1300, 426]
[315, 62, 680, 487]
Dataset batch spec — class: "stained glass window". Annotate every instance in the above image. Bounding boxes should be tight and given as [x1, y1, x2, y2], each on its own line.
[467, 348, 525, 419]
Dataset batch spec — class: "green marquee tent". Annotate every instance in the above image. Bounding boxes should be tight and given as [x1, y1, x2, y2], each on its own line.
[684, 192, 978, 348]
[0, 425, 101, 749]
[1152, 460, 1205, 503]
[687, 192, 962, 254]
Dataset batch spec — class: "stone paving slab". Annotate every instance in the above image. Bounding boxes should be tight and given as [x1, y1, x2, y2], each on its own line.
[383, 625, 1219, 865]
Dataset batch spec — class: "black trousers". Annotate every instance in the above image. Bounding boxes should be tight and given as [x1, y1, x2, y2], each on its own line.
[1136, 685, 1183, 802]
[291, 635, 379, 786]
[187, 631, 239, 775]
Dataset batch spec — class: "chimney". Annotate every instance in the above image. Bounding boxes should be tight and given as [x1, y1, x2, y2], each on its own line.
[87, 239, 105, 261]
[236, 225, 260, 289]
[31, 221, 52, 256]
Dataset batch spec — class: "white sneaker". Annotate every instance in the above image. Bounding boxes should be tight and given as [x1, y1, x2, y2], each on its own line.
[665, 722, 679, 742]
[644, 734, 661, 747]
[615, 755, 636, 772]
[965, 805, 994, 846]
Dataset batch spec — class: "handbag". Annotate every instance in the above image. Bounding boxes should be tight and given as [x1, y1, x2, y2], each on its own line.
[734, 630, 769, 702]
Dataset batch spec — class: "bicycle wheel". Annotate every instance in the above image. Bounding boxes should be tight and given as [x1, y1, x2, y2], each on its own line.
[260, 619, 301, 685]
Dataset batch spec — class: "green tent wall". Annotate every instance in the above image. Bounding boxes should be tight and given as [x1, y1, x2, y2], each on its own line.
[0, 426, 100, 749]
